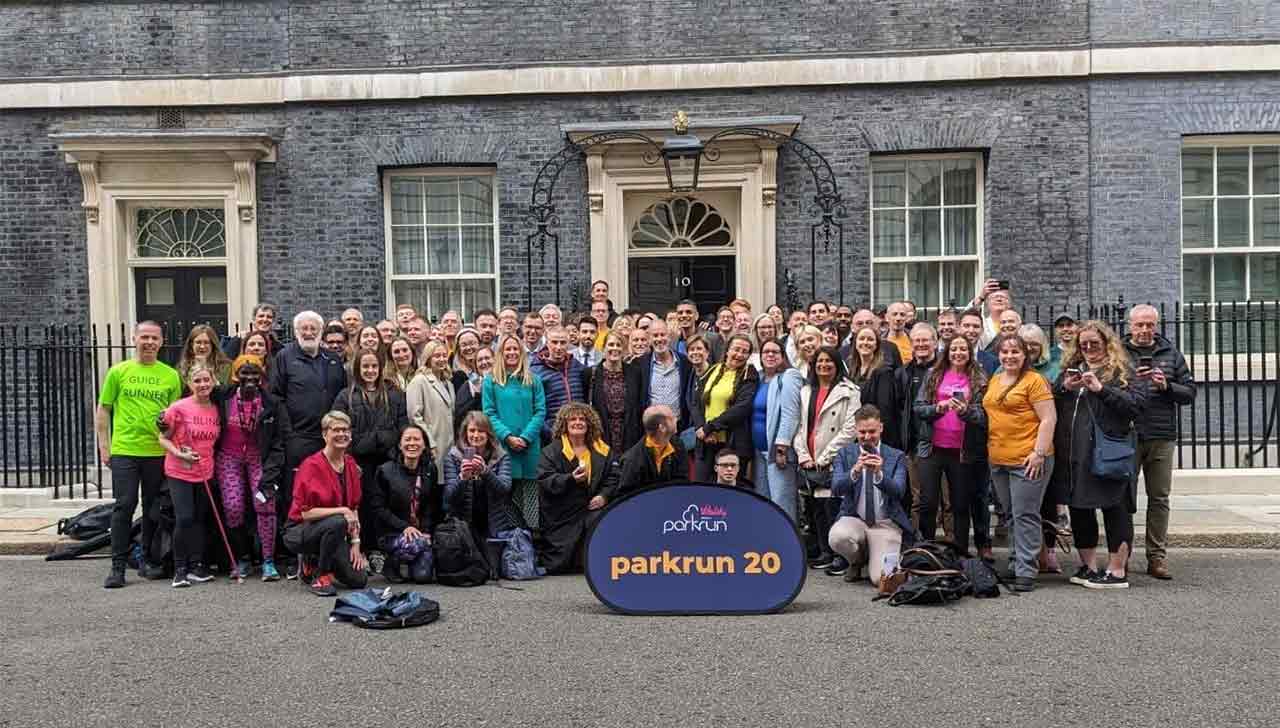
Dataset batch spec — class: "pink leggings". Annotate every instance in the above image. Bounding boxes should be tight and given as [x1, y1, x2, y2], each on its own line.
[216, 449, 275, 561]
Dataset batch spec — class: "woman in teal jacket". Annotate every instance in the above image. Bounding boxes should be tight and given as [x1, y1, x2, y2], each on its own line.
[482, 334, 547, 529]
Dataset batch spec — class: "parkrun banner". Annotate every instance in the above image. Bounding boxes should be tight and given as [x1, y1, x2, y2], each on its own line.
[585, 482, 806, 615]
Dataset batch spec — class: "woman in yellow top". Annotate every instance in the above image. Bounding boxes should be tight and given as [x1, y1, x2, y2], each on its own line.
[983, 334, 1057, 593]
[691, 334, 759, 482]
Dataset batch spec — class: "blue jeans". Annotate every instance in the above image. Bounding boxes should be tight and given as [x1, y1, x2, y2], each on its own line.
[753, 450, 797, 521]
[990, 458, 1054, 579]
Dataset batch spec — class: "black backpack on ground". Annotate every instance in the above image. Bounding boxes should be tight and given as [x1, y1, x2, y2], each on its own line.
[960, 557, 1005, 598]
[56, 503, 113, 541]
[880, 540, 970, 606]
[431, 517, 489, 587]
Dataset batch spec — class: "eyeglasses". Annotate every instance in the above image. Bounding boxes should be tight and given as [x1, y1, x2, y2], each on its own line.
[714, 462, 739, 469]
[1079, 340, 1104, 351]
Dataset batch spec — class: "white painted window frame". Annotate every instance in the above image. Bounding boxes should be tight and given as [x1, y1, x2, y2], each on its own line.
[868, 152, 985, 313]
[382, 167, 501, 321]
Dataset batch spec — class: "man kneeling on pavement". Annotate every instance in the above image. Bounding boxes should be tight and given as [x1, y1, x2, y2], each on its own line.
[828, 405, 914, 584]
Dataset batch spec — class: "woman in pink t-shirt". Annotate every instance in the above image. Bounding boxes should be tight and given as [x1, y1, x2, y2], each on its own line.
[912, 335, 990, 556]
[158, 364, 222, 588]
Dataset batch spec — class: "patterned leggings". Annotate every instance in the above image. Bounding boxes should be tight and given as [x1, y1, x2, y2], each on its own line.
[216, 448, 275, 561]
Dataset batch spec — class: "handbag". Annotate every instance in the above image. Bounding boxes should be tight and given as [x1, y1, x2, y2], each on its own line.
[1085, 398, 1137, 481]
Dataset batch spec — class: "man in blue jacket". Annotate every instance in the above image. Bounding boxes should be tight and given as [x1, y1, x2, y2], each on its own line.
[530, 326, 587, 444]
[828, 405, 913, 585]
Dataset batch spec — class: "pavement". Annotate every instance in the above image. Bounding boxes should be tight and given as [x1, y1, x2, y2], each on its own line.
[1, 550, 1278, 727]
[4, 475, 1279, 555]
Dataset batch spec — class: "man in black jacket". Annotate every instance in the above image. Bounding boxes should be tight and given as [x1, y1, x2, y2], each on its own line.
[617, 405, 689, 495]
[893, 323, 944, 537]
[270, 310, 348, 578]
[1124, 304, 1196, 580]
[635, 320, 693, 432]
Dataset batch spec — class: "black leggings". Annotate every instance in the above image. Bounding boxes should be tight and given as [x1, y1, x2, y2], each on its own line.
[283, 515, 369, 588]
[802, 493, 839, 558]
[917, 448, 988, 553]
[1069, 505, 1133, 553]
[169, 477, 209, 568]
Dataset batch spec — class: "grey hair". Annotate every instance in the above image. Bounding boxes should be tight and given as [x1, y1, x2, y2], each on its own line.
[1129, 303, 1160, 323]
[293, 310, 324, 332]
[1016, 324, 1051, 367]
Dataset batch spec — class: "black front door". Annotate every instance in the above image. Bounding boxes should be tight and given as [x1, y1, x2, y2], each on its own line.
[628, 255, 735, 317]
[134, 266, 229, 364]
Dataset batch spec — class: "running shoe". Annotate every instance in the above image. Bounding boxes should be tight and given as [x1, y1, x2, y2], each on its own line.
[187, 563, 214, 583]
[309, 573, 337, 597]
[261, 561, 281, 582]
[1069, 565, 1100, 586]
[1084, 571, 1129, 590]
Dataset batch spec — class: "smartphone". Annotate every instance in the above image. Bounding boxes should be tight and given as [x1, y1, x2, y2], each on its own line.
[950, 389, 966, 403]
[997, 280, 1011, 290]
[1138, 355, 1154, 370]
[860, 443, 876, 455]
[1065, 368, 1081, 377]
[463, 446, 477, 460]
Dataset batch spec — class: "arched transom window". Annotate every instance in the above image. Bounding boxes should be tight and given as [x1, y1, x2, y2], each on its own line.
[630, 196, 733, 250]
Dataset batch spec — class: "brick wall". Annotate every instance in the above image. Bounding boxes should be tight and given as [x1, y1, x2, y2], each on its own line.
[0, 0, 1088, 79]
[1091, 0, 1280, 44]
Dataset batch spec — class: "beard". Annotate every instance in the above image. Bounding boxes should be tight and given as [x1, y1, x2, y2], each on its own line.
[298, 336, 320, 355]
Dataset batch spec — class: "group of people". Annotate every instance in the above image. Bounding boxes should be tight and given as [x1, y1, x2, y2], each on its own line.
[95, 277, 1194, 596]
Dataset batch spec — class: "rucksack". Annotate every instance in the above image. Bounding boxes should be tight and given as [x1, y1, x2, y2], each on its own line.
[329, 587, 441, 629]
[898, 541, 964, 575]
[879, 541, 970, 606]
[492, 528, 545, 581]
[960, 557, 1005, 598]
[57, 503, 114, 541]
[431, 517, 489, 587]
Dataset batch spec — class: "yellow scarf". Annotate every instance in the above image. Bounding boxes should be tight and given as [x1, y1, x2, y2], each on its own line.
[644, 434, 675, 471]
[561, 435, 610, 482]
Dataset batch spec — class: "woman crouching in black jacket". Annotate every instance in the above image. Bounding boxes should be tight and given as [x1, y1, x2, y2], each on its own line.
[368, 425, 442, 583]
[333, 351, 409, 558]
[690, 334, 760, 482]
[1053, 320, 1148, 591]
[535, 403, 620, 574]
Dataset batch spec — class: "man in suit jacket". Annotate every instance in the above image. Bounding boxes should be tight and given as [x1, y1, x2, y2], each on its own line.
[828, 404, 914, 585]
[634, 320, 694, 432]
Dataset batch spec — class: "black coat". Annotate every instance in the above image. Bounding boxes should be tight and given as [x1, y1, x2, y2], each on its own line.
[367, 456, 443, 547]
[1052, 372, 1149, 511]
[270, 342, 348, 463]
[893, 357, 936, 452]
[534, 439, 620, 574]
[332, 387, 409, 465]
[1123, 334, 1196, 442]
[852, 365, 899, 450]
[689, 363, 761, 460]
[211, 384, 286, 490]
[586, 362, 645, 454]
[617, 437, 690, 496]
[634, 351, 694, 431]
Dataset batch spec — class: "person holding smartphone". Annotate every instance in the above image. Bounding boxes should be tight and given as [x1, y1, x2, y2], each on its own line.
[1123, 304, 1195, 580]
[913, 335, 990, 558]
[444, 411, 516, 543]
[157, 363, 223, 588]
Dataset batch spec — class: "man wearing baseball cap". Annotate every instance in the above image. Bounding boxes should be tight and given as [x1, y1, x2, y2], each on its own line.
[1050, 314, 1078, 369]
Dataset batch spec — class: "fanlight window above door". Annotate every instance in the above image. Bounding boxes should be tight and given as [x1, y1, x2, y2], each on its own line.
[135, 208, 227, 258]
[630, 196, 733, 250]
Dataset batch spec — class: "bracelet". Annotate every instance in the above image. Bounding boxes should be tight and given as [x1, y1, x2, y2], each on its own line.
[350, 537, 361, 545]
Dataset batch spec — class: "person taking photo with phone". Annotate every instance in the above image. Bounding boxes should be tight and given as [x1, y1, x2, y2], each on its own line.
[1123, 304, 1195, 580]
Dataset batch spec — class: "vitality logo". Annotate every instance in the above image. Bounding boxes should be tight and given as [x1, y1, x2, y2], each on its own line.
[662, 504, 728, 535]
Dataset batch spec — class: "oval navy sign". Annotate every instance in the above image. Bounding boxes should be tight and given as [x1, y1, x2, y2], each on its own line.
[585, 482, 806, 615]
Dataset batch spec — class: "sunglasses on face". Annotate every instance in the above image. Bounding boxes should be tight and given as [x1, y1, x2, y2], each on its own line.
[1079, 340, 1104, 351]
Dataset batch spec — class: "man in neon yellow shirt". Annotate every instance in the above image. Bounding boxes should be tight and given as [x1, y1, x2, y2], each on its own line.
[97, 321, 183, 589]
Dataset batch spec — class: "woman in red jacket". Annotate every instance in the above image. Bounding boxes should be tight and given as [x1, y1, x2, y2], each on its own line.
[283, 411, 369, 596]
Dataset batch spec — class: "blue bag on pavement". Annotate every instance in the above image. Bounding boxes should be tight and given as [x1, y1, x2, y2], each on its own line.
[329, 587, 441, 629]
[491, 528, 545, 581]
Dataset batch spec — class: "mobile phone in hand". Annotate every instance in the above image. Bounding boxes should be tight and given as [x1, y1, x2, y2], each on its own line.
[1137, 355, 1154, 374]
[1066, 368, 1081, 377]
[997, 280, 1010, 290]
[950, 390, 966, 403]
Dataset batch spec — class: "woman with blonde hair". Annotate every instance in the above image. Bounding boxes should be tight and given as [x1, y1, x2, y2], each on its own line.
[482, 334, 547, 529]
[178, 324, 232, 387]
[1018, 323, 1059, 383]
[1053, 320, 1148, 590]
[535, 403, 619, 573]
[787, 324, 823, 372]
[406, 339, 455, 479]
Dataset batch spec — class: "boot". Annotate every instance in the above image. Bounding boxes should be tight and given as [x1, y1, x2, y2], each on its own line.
[103, 559, 127, 589]
[409, 551, 434, 584]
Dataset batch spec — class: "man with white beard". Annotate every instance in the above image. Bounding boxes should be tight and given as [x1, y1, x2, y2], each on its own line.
[270, 310, 348, 579]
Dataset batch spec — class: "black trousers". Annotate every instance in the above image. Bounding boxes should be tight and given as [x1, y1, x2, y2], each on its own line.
[109, 456, 166, 564]
[168, 477, 208, 568]
[1069, 505, 1133, 553]
[918, 448, 989, 553]
[283, 515, 368, 588]
[802, 493, 840, 558]
[276, 437, 323, 561]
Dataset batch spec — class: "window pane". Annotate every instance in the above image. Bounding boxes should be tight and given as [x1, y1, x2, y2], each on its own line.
[1181, 148, 1214, 197]
[1182, 255, 1211, 302]
[943, 159, 976, 205]
[1218, 198, 1249, 247]
[427, 280, 465, 322]
[145, 278, 175, 306]
[873, 209, 906, 258]
[393, 281, 431, 320]
[425, 178, 459, 225]
[390, 179, 423, 225]
[198, 276, 227, 305]
[459, 177, 493, 224]
[461, 226, 494, 274]
[1214, 254, 1247, 301]
[391, 227, 425, 275]
[909, 209, 941, 257]
[907, 261, 940, 307]
[944, 208, 977, 255]
[1182, 199, 1213, 248]
[908, 160, 942, 206]
[135, 208, 226, 258]
[427, 228, 460, 274]
[942, 260, 977, 307]
[1255, 198, 1280, 248]
[1254, 146, 1280, 195]
[461, 279, 497, 319]
[873, 263, 905, 304]
[1252, 254, 1280, 300]
[871, 160, 905, 207]
[1217, 147, 1249, 196]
